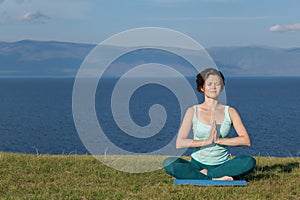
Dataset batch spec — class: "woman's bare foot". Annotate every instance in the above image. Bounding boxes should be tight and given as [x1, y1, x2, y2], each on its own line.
[199, 169, 233, 180]
[200, 169, 208, 175]
[212, 176, 233, 181]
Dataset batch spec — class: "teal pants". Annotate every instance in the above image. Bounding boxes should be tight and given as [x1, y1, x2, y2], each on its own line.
[163, 155, 256, 180]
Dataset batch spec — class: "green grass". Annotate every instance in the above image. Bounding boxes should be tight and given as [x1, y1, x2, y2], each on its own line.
[0, 153, 299, 200]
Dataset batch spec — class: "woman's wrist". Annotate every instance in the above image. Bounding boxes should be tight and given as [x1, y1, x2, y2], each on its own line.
[197, 138, 213, 146]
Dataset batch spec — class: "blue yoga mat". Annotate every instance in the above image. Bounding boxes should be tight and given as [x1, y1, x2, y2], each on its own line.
[173, 179, 247, 186]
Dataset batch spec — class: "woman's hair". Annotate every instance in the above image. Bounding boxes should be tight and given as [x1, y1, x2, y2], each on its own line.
[196, 68, 225, 93]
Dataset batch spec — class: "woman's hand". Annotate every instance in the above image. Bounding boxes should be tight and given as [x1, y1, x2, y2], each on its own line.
[176, 107, 218, 148]
[214, 107, 251, 146]
[206, 120, 218, 145]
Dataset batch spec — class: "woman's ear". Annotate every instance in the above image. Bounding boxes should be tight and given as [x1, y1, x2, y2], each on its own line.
[200, 87, 204, 92]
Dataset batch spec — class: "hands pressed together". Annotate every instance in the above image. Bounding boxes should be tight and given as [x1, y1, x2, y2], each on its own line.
[206, 120, 220, 145]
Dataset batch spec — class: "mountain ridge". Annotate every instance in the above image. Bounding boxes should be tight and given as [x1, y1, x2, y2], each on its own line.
[0, 40, 299, 77]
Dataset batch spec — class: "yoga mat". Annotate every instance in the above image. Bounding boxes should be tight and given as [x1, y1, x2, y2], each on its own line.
[173, 179, 247, 186]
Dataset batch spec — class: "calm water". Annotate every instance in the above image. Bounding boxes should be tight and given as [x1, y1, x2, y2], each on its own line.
[0, 77, 299, 157]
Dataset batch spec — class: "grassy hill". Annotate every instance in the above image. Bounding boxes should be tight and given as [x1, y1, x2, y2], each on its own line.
[0, 153, 299, 199]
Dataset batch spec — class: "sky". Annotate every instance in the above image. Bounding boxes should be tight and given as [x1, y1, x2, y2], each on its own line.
[0, 0, 300, 48]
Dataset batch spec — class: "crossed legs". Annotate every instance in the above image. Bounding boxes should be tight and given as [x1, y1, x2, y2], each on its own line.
[163, 155, 256, 180]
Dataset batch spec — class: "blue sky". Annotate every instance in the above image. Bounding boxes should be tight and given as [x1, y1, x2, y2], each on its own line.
[0, 0, 300, 47]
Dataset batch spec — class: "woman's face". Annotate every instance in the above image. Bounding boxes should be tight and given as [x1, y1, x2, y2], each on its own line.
[201, 74, 222, 99]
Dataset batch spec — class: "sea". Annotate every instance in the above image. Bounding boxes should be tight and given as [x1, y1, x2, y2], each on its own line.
[0, 77, 299, 157]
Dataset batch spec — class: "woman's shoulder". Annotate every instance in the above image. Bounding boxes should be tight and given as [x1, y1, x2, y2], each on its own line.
[227, 106, 240, 118]
[227, 105, 237, 112]
[218, 104, 237, 111]
[185, 104, 202, 115]
[217, 104, 239, 116]
[182, 106, 196, 120]
[185, 105, 196, 114]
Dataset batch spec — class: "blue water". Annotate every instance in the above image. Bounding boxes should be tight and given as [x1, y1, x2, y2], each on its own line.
[0, 77, 299, 157]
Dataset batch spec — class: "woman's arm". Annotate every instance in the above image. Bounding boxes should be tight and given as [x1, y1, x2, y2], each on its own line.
[215, 107, 251, 146]
[176, 107, 215, 149]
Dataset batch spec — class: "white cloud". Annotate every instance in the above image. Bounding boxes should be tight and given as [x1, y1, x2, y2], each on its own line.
[1, 0, 90, 23]
[20, 11, 50, 23]
[269, 23, 300, 33]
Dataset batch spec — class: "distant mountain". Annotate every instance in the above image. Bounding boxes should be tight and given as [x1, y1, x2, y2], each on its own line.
[0, 40, 299, 77]
[208, 46, 300, 76]
[0, 40, 94, 77]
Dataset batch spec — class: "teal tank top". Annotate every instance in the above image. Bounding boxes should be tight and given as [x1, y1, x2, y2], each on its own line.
[191, 105, 232, 165]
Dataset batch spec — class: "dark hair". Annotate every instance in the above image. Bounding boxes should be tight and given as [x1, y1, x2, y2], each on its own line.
[196, 68, 225, 93]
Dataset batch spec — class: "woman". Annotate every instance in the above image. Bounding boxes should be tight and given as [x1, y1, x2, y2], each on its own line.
[163, 68, 256, 180]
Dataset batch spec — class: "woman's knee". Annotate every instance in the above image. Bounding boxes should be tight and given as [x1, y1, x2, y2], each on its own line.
[163, 157, 179, 168]
[163, 157, 180, 176]
[237, 155, 256, 169]
[247, 156, 256, 169]
[163, 157, 190, 167]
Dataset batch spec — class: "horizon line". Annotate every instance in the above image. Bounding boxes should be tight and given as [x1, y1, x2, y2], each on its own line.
[1, 39, 300, 49]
